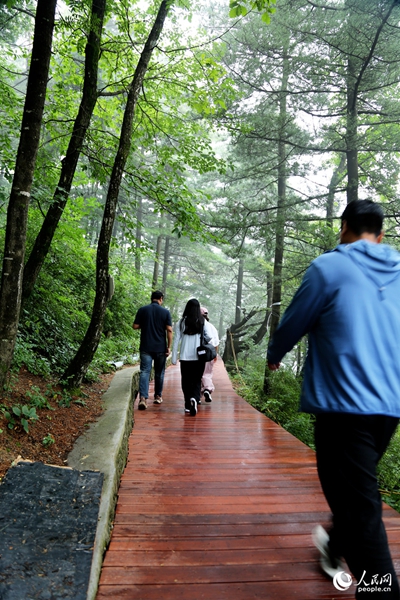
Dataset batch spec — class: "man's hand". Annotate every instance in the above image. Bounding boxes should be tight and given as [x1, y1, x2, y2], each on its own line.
[166, 325, 172, 354]
[268, 361, 281, 371]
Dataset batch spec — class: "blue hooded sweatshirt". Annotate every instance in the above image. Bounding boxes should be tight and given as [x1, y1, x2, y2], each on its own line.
[267, 240, 400, 416]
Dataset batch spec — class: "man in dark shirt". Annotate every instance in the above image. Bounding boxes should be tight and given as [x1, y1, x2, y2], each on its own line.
[133, 291, 173, 410]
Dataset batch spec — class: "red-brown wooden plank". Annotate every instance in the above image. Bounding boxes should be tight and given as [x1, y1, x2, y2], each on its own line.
[95, 359, 400, 600]
[95, 581, 354, 600]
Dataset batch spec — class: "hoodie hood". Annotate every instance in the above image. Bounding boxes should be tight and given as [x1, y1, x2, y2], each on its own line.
[336, 240, 400, 298]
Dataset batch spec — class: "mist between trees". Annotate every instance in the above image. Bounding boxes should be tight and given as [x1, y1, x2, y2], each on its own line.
[1, 0, 400, 501]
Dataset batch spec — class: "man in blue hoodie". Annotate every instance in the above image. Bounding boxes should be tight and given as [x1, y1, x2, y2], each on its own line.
[268, 200, 400, 598]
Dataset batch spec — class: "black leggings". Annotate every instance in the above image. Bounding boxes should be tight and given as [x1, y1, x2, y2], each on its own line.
[315, 413, 399, 599]
[180, 360, 205, 406]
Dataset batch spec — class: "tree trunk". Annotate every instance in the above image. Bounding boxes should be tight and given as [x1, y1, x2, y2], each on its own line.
[62, 0, 171, 387]
[222, 308, 258, 366]
[0, 0, 56, 389]
[162, 235, 170, 295]
[223, 275, 274, 363]
[346, 51, 358, 204]
[326, 154, 346, 225]
[135, 196, 143, 273]
[345, 0, 397, 204]
[152, 234, 163, 290]
[252, 272, 271, 346]
[218, 307, 224, 341]
[268, 41, 289, 339]
[264, 36, 289, 393]
[235, 257, 244, 324]
[22, 0, 106, 302]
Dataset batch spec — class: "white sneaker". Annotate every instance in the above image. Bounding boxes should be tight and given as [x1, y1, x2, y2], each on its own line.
[312, 525, 346, 579]
[312, 524, 330, 555]
[204, 390, 212, 402]
[138, 397, 147, 410]
[189, 398, 197, 416]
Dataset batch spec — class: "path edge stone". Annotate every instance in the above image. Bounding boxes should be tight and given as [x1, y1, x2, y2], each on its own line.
[67, 366, 139, 600]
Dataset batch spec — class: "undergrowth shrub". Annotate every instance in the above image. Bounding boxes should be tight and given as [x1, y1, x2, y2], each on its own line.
[378, 430, 400, 512]
[13, 338, 52, 376]
[12, 215, 146, 380]
[89, 334, 140, 379]
[17, 219, 96, 373]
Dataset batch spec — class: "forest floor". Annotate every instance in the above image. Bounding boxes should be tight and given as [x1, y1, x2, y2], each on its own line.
[0, 366, 116, 482]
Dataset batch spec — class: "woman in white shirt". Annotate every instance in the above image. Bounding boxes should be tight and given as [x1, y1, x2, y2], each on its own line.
[172, 298, 213, 416]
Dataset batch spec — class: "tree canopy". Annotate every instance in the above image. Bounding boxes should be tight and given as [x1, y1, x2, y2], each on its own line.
[0, 0, 400, 388]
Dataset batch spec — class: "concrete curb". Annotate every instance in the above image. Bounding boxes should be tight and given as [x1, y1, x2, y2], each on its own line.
[67, 366, 139, 600]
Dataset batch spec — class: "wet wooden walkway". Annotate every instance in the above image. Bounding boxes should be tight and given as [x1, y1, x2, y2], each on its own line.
[96, 359, 400, 600]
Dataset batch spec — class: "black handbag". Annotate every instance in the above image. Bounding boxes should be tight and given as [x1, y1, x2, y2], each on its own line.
[197, 325, 217, 362]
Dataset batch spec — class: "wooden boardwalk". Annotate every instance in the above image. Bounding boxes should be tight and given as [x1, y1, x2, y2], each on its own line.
[96, 359, 400, 600]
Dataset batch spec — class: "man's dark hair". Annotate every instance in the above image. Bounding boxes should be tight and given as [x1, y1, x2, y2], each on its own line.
[341, 200, 384, 236]
[151, 290, 164, 301]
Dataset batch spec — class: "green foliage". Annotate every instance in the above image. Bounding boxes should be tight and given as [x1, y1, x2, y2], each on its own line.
[12, 209, 141, 379]
[42, 433, 55, 447]
[378, 430, 400, 512]
[2, 404, 39, 433]
[25, 385, 53, 410]
[12, 338, 52, 377]
[73, 398, 87, 407]
[14, 212, 95, 373]
[104, 260, 144, 339]
[1, 406, 15, 429]
[263, 371, 315, 449]
[92, 335, 138, 372]
[229, 0, 276, 22]
[57, 390, 74, 408]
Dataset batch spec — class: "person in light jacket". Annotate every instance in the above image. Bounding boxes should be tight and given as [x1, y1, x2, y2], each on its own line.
[200, 306, 219, 403]
[172, 298, 213, 416]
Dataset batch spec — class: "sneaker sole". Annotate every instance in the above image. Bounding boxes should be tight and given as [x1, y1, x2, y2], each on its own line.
[189, 399, 197, 416]
[312, 525, 329, 557]
[153, 399, 163, 404]
[320, 556, 346, 579]
[138, 404, 147, 410]
[312, 526, 345, 579]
